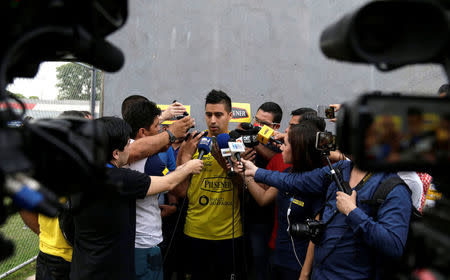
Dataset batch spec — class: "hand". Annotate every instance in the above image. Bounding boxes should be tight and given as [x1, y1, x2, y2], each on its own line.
[161, 102, 187, 121]
[234, 158, 258, 177]
[336, 190, 357, 216]
[159, 204, 177, 218]
[241, 148, 256, 161]
[329, 104, 341, 123]
[185, 159, 204, 174]
[168, 116, 195, 138]
[179, 131, 204, 159]
[210, 140, 229, 171]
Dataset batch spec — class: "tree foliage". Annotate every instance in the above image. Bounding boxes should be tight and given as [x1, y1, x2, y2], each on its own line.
[56, 63, 102, 100]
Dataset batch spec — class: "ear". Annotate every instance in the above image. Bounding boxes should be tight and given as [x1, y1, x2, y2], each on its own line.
[112, 149, 120, 160]
[228, 111, 233, 119]
[136, 127, 147, 138]
[274, 124, 281, 130]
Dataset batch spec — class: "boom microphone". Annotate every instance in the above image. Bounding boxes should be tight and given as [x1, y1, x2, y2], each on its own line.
[197, 137, 212, 160]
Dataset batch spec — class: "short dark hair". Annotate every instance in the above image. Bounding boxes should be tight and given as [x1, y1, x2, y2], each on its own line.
[123, 100, 161, 139]
[291, 107, 317, 116]
[257, 102, 283, 124]
[205, 90, 232, 113]
[96, 117, 131, 161]
[288, 123, 324, 173]
[300, 113, 326, 132]
[438, 84, 449, 96]
[121, 95, 149, 118]
[58, 110, 86, 119]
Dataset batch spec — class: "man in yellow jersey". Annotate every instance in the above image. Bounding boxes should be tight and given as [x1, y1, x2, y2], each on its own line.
[177, 90, 244, 280]
[20, 205, 72, 280]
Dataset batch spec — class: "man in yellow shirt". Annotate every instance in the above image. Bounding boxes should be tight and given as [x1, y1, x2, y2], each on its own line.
[19, 210, 72, 280]
[178, 90, 244, 280]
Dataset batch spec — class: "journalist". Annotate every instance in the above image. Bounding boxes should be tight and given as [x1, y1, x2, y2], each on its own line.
[235, 153, 412, 279]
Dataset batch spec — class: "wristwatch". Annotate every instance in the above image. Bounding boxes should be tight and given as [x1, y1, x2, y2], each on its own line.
[166, 129, 177, 143]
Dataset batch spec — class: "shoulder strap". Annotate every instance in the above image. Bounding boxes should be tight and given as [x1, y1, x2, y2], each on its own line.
[361, 176, 409, 213]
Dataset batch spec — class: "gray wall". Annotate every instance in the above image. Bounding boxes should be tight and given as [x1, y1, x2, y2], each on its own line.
[103, 0, 447, 131]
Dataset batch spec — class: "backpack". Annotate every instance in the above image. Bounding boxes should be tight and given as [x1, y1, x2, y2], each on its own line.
[360, 176, 422, 279]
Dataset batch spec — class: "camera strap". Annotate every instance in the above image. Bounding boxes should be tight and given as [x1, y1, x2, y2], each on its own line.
[316, 172, 373, 266]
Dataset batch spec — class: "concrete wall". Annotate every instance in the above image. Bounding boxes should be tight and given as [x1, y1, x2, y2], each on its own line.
[103, 0, 447, 131]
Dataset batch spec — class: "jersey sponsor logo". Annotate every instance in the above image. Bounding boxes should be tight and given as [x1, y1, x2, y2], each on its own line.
[198, 195, 233, 206]
[199, 195, 209, 206]
[200, 177, 233, 193]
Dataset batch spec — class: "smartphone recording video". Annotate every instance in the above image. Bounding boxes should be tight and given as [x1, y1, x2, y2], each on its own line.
[317, 105, 335, 119]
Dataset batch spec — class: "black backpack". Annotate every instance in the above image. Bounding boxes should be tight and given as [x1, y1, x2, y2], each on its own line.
[360, 176, 422, 279]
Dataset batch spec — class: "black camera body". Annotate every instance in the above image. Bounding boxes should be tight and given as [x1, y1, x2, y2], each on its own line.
[289, 219, 326, 245]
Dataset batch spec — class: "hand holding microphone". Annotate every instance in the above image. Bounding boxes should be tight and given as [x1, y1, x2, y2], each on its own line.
[228, 131, 246, 164]
[217, 133, 235, 174]
[197, 137, 212, 160]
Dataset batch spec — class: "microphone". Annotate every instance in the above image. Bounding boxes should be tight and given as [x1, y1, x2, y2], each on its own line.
[197, 137, 212, 160]
[228, 131, 246, 163]
[256, 125, 283, 145]
[217, 133, 234, 174]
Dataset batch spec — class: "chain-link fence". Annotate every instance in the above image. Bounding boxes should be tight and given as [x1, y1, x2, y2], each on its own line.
[0, 62, 103, 278]
[0, 212, 39, 278]
[6, 61, 103, 119]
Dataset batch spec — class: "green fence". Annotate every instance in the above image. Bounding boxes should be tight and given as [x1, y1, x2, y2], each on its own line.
[0, 213, 39, 278]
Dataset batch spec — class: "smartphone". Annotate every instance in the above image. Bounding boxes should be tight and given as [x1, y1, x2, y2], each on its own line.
[184, 131, 208, 141]
[315, 131, 336, 151]
[317, 105, 335, 119]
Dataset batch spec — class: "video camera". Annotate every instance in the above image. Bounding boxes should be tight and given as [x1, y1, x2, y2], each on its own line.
[0, 0, 128, 262]
[314, 0, 450, 277]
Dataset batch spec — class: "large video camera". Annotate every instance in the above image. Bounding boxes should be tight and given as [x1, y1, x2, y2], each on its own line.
[0, 0, 128, 262]
[315, 0, 450, 277]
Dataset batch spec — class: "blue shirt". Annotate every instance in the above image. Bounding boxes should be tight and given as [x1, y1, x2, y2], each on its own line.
[254, 160, 412, 280]
[273, 169, 323, 272]
[157, 146, 176, 172]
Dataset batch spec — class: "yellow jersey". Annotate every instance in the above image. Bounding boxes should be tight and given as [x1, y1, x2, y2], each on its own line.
[184, 149, 242, 240]
[38, 214, 73, 262]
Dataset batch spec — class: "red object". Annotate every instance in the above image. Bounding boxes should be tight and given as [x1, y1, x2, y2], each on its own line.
[266, 153, 292, 249]
[417, 172, 432, 212]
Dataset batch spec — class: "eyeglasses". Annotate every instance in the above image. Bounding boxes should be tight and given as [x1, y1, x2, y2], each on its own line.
[253, 116, 279, 127]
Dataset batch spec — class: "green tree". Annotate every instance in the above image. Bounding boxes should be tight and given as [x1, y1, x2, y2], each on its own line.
[56, 63, 103, 100]
[11, 93, 25, 99]
[28, 96, 39, 99]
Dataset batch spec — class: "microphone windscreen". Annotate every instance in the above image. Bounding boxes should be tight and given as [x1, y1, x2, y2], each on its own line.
[217, 133, 230, 149]
[229, 130, 241, 140]
[198, 137, 212, 154]
[241, 123, 254, 130]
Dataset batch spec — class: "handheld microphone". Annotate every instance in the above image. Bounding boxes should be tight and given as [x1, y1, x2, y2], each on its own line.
[197, 137, 212, 160]
[217, 133, 235, 174]
[256, 125, 283, 145]
[228, 131, 246, 163]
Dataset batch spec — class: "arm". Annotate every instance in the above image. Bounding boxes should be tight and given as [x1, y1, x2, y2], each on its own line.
[254, 165, 329, 196]
[299, 241, 315, 280]
[147, 159, 203, 196]
[160, 193, 178, 218]
[19, 210, 39, 234]
[128, 117, 195, 163]
[245, 176, 277, 206]
[254, 144, 277, 162]
[343, 185, 412, 258]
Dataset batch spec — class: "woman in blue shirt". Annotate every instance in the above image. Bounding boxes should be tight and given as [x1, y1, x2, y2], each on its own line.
[244, 123, 324, 280]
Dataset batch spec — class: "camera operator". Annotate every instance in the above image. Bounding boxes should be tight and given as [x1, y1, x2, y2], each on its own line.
[244, 122, 325, 280]
[235, 146, 412, 279]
